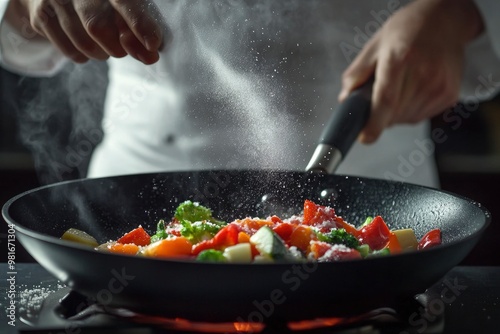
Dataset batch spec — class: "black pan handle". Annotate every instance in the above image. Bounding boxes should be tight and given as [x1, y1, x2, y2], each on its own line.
[306, 79, 373, 174]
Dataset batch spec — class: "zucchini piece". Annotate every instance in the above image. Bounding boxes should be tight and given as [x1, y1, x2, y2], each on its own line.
[61, 228, 99, 247]
[250, 226, 291, 260]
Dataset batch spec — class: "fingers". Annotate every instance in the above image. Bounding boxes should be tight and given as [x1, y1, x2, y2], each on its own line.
[339, 37, 378, 102]
[360, 48, 408, 144]
[24, 0, 167, 64]
[75, 0, 165, 63]
[109, 0, 166, 53]
[115, 14, 160, 65]
[29, 1, 89, 63]
[73, 0, 127, 58]
[51, 2, 109, 60]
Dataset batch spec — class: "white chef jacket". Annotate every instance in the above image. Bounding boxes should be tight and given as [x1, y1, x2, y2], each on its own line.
[1, 0, 500, 188]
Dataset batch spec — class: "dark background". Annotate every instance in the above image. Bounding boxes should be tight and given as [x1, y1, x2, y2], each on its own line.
[1, 64, 499, 265]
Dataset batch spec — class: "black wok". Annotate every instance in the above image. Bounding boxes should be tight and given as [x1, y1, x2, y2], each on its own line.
[2, 170, 490, 322]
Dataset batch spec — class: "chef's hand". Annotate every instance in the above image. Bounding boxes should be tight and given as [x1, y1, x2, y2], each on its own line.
[5, 0, 170, 64]
[338, 0, 484, 144]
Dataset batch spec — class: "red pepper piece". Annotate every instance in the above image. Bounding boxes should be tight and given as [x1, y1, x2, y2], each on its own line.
[273, 223, 294, 244]
[418, 229, 442, 250]
[358, 216, 391, 251]
[192, 224, 239, 255]
[117, 226, 151, 246]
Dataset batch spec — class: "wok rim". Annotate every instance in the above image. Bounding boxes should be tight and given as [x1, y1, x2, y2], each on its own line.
[2, 170, 492, 266]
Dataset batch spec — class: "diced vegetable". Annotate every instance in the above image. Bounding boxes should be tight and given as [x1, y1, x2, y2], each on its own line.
[108, 243, 140, 255]
[117, 226, 151, 246]
[250, 226, 291, 260]
[238, 231, 251, 243]
[85, 199, 443, 262]
[366, 247, 390, 258]
[272, 223, 294, 244]
[356, 244, 371, 258]
[150, 220, 169, 243]
[61, 228, 99, 247]
[309, 241, 332, 259]
[192, 224, 239, 255]
[197, 249, 226, 262]
[303, 199, 336, 226]
[310, 241, 361, 261]
[360, 216, 374, 228]
[179, 220, 223, 244]
[253, 255, 274, 263]
[334, 216, 360, 237]
[392, 229, 418, 252]
[357, 216, 391, 250]
[386, 232, 402, 254]
[174, 200, 224, 225]
[223, 243, 253, 263]
[418, 229, 442, 250]
[317, 228, 360, 249]
[320, 245, 362, 262]
[289, 225, 316, 252]
[288, 246, 305, 261]
[142, 237, 193, 258]
[234, 218, 273, 234]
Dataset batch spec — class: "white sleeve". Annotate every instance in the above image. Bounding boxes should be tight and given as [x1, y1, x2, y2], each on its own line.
[474, 0, 500, 57]
[0, 0, 67, 77]
[458, 0, 500, 102]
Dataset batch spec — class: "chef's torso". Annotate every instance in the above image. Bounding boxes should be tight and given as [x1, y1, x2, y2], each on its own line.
[89, 0, 439, 186]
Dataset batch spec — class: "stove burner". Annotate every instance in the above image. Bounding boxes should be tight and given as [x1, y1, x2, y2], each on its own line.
[18, 287, 444, 334]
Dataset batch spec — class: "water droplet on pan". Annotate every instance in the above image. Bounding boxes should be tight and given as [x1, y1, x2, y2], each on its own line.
[319, 188, 338, 204]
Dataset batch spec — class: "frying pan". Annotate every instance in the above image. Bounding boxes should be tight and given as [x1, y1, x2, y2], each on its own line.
[3, 170, 490, 321]
[2, 82, 491, 322]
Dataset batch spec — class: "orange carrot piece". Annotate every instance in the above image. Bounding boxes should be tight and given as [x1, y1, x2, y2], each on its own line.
[108, 243, 140, 255]
[238, 231, 251, 243]
[290, 225, 316, 252]
[145, 237, 193, 258]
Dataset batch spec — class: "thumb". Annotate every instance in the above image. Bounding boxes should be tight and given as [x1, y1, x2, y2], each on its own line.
[338, 40, 377, 102]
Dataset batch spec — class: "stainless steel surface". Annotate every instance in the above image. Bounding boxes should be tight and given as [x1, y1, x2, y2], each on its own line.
[305, 144, 343, 174]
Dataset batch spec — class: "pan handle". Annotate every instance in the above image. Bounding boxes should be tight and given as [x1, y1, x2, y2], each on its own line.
[305, 79, 373, 174]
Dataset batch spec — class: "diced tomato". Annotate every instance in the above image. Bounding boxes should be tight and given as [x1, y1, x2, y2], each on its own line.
[192, 224, 240, 255]
[144, 236, 193, 258]
[309, 241, 332, 259]
[387, 232, 402, 254]
[213, 223, 239, 245]
[303, 200, 336, 225]
[234, 218, 273, 235]
[108, 243, 140, 255]
[273, 223, 294, 243]
[169, 230, 181, 237]
[418, 229, 442, 250]
[320, 246, 362, 261]
[308, 241, 361, 261]
[289, 225, 316, 252]
[358, 216, 391, 250]
[270, 215, 284, 225]
[117, 226, 151, 246]
[192, 241, 211, 256]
